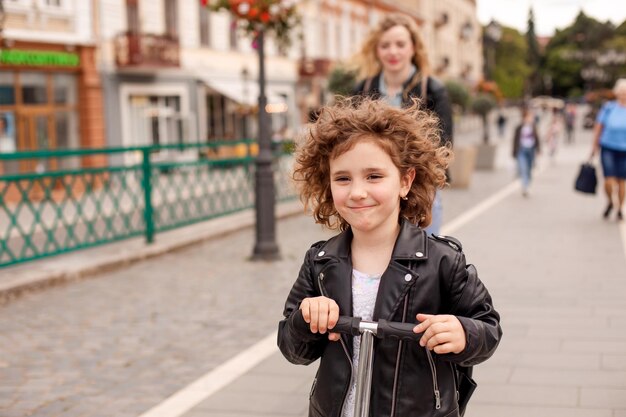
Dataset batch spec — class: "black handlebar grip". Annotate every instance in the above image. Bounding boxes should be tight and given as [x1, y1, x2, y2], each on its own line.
[333, 316, 362, 336]
[376, 319, 422, 342]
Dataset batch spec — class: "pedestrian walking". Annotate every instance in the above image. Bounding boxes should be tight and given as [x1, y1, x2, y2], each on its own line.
[545, 107, 563, 162]
[564, 103, 576, 143]
[349, 12, 453, 236]
[591, 78, 626, 221]
[278, 98, 502, 417]
[512, 108, 541, 197]
[497, 111, 507, 139]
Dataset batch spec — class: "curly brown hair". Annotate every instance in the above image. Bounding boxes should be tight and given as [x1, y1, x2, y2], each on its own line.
[293, 97, 452, 231]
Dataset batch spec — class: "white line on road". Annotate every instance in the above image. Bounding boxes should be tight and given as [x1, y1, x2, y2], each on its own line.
[136, 177, 524, 417]
[136, 332, 278, 417]
[441, 180, 521, 235]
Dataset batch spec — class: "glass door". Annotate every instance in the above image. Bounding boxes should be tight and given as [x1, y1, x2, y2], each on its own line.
[18, 112, 58, 173]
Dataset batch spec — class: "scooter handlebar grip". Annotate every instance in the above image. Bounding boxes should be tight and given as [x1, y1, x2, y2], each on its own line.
[333, 316, 362, 336]
[377, 319, 422, 342]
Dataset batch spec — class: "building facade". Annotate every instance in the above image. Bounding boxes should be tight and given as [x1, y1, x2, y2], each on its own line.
[0, 0, 104, 173]
[1, 0, 483, 165]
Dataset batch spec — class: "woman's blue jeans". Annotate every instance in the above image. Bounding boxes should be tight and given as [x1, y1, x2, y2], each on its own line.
[517, 147, 535, 190]
[425, 190, 443, 235]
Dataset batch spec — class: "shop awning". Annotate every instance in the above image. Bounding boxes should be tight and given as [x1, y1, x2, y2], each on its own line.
[199, 76, 287, 107]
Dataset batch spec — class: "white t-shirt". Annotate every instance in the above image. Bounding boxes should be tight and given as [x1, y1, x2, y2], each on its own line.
[342, 268, 382, 417]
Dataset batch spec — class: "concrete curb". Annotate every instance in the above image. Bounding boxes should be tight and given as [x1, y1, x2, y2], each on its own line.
[0, 199, 306, 303]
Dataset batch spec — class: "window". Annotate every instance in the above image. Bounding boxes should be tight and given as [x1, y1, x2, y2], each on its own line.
[20, 72, 48, 105]
[53, 74, 76, 105]
[128, 95, 184, 147]
[0, 72, 16, 105]
[126, 0, 139, 34]
[44, 0, 62, 6]
[199, 3, 211, 47]
[164, 0, 178, 39]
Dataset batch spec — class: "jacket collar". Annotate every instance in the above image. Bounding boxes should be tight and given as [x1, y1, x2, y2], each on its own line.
[312, 218, 428, 325]
[315, 218, 428, 262]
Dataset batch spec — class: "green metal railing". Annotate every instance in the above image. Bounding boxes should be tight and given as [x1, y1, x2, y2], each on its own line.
[0, 141, 297, 267]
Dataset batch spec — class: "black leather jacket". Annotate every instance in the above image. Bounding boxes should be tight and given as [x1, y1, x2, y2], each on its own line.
[353, 73, 454, 146]
[278, 219, 502, 417]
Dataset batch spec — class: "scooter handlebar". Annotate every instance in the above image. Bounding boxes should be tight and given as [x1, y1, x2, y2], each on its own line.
[333, 316, 422, 342]
[377, 319, 422, 342]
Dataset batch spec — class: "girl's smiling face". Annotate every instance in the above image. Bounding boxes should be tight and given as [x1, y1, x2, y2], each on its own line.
[376, 25, 415, 75]
[329, 138, 414, 235]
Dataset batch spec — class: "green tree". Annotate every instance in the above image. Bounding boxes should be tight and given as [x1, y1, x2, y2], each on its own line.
[526, 8, 542, 96]
[327, 65, 357, 97]
[444, 80, 470, 112]
[544, 12, 618, 95]
[493, 26, 531, 98]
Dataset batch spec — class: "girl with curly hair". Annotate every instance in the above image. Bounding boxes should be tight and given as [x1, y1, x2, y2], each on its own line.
[278, 98, 501, 417]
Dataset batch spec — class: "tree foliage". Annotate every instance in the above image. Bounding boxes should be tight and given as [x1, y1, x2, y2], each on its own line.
[526, 8, 542, 96]
[544, 12, 625, 96]
[493, 26, 530, 98]
[445, 80, 470, 111]
[327, 65, 357, 97]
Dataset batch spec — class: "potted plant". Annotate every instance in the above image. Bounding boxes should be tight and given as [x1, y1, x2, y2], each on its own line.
[470, 93, 498, 170]
[445, 81, 477, 188]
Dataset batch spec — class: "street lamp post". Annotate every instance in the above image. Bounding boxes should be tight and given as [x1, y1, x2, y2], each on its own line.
[484, 20, 502, 80]
[251, 29, 280, 261]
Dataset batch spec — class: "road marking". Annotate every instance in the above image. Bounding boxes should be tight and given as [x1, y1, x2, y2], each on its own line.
[136, 332, 277, 417]
[441, 179, 521, 235]
[136, 177, 526, 417]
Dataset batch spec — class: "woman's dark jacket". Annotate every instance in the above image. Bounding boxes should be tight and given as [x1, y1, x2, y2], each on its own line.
[512, 123, 541, 158]
[353, 72, 453, 147]
[278, 219, 502, 417]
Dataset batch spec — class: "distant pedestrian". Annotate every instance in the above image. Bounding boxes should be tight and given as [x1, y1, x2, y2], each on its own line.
[278, 97, 502, 417]
[512, 108, 541, 197]
[350, 12, 453, 236]
[564, 103, 576, 143]
[591, 78, 626, 221]
[545, 107, 563, 161]
[497, 111, 507, 139]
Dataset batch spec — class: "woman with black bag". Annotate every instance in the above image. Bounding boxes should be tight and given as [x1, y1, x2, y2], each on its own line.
[591, 78, 626, 221]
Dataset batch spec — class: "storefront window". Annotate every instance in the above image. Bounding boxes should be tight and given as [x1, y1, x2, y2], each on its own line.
[20, 72, 48, 105]
[53, 73, 76, 105]
[0, 72, 16, 105]
[55, 111, 79, 169]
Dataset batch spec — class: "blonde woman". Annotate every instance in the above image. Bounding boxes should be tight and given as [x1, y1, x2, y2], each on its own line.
[350, 13, 453, 235]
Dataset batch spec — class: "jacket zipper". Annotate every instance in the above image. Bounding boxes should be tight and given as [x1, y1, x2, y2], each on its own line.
[318, 271, 353, 417]
[390, 293, 409, 417]
[425, 349, 441, 410]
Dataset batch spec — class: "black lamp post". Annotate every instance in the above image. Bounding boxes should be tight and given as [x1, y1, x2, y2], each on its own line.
[251, 29, 280, 261]
[484, 20, 502, 80]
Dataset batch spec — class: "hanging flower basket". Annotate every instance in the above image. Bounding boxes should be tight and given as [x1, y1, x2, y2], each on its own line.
[201, 0, 301, 50]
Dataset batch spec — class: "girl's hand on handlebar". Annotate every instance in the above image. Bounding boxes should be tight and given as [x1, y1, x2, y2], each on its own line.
[300, 297, 341, 341]
[414, 313, 466, 354]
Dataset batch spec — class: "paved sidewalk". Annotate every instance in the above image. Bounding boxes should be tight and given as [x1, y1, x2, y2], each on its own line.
[173, 127, 626, 417]
[1, 113, 625, 417]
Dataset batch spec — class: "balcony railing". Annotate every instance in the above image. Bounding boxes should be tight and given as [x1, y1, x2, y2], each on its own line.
[114, 32, 180, 68]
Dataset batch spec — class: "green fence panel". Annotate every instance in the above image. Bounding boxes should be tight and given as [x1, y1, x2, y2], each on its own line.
[0, 142, 297, 267]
